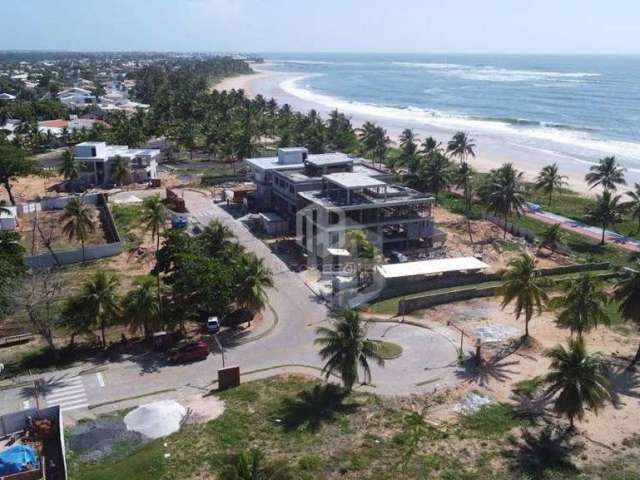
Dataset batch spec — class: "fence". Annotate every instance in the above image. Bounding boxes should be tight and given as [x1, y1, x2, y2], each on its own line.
[201, 174, 248, 186]
[486, 215, 537, 243]
[23, 193, 123, 269]
[396, 263, 615, 314]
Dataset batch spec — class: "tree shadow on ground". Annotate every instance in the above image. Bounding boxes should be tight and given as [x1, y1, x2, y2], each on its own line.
[275, 384, 359, 433]
[608, 364, 640, 409]
[19, 374, 70, 399]
[456, 356, 521, 387]
[505, 425, 582, 479]
[128, 351, 169, 375]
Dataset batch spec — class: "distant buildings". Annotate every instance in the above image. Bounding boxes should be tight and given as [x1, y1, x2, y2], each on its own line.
[247, 148, 445, 264]
[38, 117, 110, 137]
[73, 141, 160, 186]
[0, 206, 17, 230]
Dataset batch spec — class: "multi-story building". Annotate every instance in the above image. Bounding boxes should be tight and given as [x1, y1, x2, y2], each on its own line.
[246, 148, 445, 264]
[73, 141, 159, 186]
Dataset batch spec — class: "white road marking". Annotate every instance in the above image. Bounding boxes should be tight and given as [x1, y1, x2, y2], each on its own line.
[96, 372, 105, 387]
[45, 376, 89, 412]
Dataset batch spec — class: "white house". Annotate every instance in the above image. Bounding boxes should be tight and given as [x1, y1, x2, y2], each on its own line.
[0, 206, 18, 230]
[73, 141, 160, 186]
[57, 87, 96, 108]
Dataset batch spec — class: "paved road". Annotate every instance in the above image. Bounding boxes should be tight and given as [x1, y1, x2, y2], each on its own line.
[0, 190, 460, 417]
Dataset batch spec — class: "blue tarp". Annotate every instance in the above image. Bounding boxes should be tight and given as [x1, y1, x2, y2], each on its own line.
[0, 444, 39, 475]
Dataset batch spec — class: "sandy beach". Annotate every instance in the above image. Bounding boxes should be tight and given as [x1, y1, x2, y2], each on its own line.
[213, 69, 640, 196]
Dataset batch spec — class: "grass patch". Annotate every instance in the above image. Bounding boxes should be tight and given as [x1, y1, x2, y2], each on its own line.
[513, 376, 544, 397]
[371, 340, 403, 359]
[111, 204, 144, 250]
[459, 403, 533, 437]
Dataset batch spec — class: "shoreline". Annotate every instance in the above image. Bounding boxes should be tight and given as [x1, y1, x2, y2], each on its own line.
[213, 70, 640, 196]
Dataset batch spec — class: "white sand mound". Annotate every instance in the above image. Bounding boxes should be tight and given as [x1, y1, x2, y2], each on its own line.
[124, 400, 187, 439]
[453, 392, 492, 414]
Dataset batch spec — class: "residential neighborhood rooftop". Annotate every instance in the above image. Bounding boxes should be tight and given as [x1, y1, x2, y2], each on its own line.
[376, 257, 490, 279]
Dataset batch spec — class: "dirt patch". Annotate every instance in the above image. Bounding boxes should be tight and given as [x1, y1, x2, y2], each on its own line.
[433, 206, 570, 272]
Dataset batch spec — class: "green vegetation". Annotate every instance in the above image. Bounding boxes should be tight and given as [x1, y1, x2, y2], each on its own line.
[67, 376, 639, 480]
[111, 204, 143, 250]
[370, 340, 403, 359]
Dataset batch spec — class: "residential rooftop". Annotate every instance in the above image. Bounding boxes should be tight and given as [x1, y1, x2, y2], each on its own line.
[323, 172, 386, 190]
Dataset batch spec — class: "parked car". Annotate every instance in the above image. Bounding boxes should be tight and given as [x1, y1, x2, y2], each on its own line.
[206, 316, 220, 334]
[168, 341, 209, 363]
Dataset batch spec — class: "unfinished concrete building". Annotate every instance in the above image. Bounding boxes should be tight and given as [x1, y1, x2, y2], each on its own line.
[247, 148, 446, 264]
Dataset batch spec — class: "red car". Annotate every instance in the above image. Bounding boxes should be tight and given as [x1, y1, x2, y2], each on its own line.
[168, 341, 210, 363]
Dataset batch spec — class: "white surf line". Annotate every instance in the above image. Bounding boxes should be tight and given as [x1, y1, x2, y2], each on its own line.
[96, 372, 106, 387]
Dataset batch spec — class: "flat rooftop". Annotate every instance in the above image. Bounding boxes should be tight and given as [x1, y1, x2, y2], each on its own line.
[305, 153, 351, 167]
[376, 257, 489, 279]
[323, 172, 386, 190]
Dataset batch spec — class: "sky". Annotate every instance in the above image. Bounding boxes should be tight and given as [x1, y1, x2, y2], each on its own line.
[2, 0, 640, 55]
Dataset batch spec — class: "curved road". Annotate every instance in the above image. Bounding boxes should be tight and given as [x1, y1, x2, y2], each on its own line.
[0, 190, 460, 417]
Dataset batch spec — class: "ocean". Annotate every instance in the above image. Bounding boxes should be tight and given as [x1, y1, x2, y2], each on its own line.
[258, 53, 640, 170]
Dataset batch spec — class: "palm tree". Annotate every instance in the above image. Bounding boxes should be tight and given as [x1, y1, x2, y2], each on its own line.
[140, 194, 167, 322]
[58, 149, 80, 181]
[446, 131, 476, 164]
[497, 254, 549, 338]
[624, 183, 640, 233]
[220, 449, 293, 480]
[141, 195, 167, 253]
[81, 270, 121, 348]
[535, 163, 568, 207]
[454, 161, 475, 243]
[123, 275, 160, 337]
[486, 163, 527, 239]
[61, 197, 96, 262]
[111, 155, 130, 186]
[545, 338, 610, 429]
[200, 219, 234, 256]
[584, 190, 625, 244]
[236, 254, 274, 319]
[585, 156, 626, 192]
[418, 152, 452, 204]
[315, 308, 384, 391]
[398, 128, 419, 171]
[538, 223, 563, 253]
[549, 274, 610, 339]
[420, 136, 442, 156]
[613, 264, 640, 367]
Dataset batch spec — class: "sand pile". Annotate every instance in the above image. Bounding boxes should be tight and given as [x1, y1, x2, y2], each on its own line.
[124, 400, 187, 439]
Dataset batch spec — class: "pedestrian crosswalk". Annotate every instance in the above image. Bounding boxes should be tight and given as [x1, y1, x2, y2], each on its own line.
[45, 376, 88, 412]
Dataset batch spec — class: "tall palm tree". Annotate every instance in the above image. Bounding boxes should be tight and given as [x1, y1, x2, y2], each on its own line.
[613, 264, 640, 367]
[455, 161, 475, 243]
[81, 270, 121, 348]
[58, 149, 80, 181]
[123, 275, 160, 337]
[220, 449, 293, 480]
[584, 190, 625, 245]
[624, 183, 640, 233]
[446, 131, 476, 164]
[486, 163, 527, 239]
[538, 223, 563, 254]
[315, 308, 384, 391]
[585, 156, 626, 192]
[418, 152, 453, 204]
[420, 136, 442, 156]
[549, 274, 610, 339]
[111, 155, 130, 186]
[200, 219, 234, 256]
[497, 254, 549, 338]
[535, 163, 568, 207]
[545, 338, 610, 429]
[236, 254, 274, 319]
[61, 197, 96, 262]
[398, 128, 419, 171]
[141, 194, 167, 322]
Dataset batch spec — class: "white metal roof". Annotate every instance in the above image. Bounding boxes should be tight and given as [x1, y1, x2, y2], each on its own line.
[327, 248, 351, 257]
[376, 257, 489, 279]
[323, 172, 386, 190]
